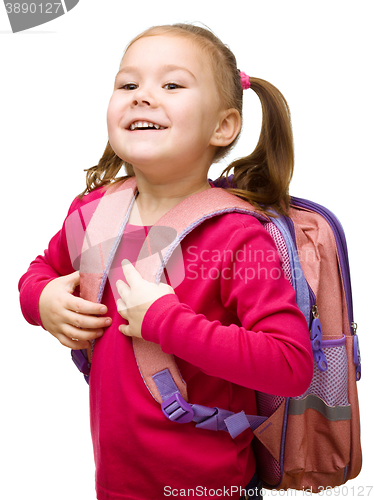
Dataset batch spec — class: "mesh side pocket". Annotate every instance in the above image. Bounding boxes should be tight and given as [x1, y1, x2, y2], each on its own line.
[294, 335, 349, 407]
[256, 392, 285, 417]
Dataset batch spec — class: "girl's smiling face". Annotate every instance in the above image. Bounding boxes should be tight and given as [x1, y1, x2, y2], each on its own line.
[107, 35, 233, 183]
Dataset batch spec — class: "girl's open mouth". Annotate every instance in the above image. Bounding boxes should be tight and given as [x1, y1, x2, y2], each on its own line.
[129, 121, 166, 131]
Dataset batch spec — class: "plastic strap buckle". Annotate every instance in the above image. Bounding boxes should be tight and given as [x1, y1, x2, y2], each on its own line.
[161, 392, 194, 424]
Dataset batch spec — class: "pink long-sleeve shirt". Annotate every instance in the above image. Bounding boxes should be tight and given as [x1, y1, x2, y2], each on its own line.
[19, 185, 313, 500]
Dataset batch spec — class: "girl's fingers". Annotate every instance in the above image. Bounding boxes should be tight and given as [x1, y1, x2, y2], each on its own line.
[64, 309, 111, 331]
[54, 332, 91, 350]
[116, 298, 127, 315]
[61, 322, 105, 342]
[118, 323, 130, 337]
[116, 279, 130, 300]
[67, 294, 108, 316]
[64, 270, 81, 294]
[120, 260, 141, 287]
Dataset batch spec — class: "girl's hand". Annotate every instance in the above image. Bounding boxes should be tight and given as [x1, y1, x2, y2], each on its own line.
[39, 271, 112, 350]
[116, 260, 175, 339]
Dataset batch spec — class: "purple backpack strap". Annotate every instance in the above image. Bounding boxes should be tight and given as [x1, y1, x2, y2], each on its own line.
[154, 368, 267, 439]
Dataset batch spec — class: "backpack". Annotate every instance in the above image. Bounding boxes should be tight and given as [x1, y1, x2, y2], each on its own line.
[67, 176, 362, 492]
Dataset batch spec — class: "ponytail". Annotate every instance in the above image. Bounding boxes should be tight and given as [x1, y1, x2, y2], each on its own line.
[219, 77, 294, 216]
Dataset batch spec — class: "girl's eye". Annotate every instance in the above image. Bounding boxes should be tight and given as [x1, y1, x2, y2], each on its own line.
[120, 83, 138, 91]
[164, 82, 183, 90]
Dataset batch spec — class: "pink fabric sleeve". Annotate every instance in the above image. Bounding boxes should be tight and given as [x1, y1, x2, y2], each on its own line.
[18, 192, 101, 327]
[141, 221, 314, 397]
[18, 231, 70, 326]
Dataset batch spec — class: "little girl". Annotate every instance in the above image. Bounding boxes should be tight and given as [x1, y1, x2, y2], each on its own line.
[19, 23, 314, 500]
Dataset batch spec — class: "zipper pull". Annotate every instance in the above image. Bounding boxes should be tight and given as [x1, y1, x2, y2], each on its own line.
[352, 322, 361, 381]
[310, 305, 328, 372]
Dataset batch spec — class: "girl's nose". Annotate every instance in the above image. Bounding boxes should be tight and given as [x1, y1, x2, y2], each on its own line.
[132, 97, 150, 106]
[131, 88, 156, 107]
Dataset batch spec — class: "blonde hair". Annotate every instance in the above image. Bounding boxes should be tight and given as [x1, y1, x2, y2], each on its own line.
[80, 23, 294, 216]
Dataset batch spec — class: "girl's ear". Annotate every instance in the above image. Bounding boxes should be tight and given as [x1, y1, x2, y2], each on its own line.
[210, 109, 241, 148]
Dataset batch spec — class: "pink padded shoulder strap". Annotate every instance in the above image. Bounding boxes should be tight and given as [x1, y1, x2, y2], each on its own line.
[79, 180, 136, 301]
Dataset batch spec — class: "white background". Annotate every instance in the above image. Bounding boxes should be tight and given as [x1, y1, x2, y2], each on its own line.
[1, 0, 373, 498]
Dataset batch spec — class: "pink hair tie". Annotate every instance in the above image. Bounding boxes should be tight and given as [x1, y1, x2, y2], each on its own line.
[239, 71, 251, 90]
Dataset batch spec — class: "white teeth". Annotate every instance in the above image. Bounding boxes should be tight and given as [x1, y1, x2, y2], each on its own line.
[129, 121, 165, 130]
